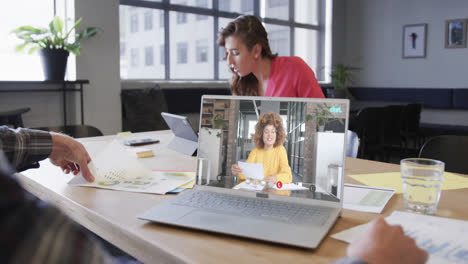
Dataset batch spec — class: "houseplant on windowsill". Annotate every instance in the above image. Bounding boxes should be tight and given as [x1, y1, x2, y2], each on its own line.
[330, 63, 360, 100]
[12, 16, 99, 80]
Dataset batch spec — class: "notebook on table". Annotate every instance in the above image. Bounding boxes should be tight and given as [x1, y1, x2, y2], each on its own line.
[140, 95, 350, 249]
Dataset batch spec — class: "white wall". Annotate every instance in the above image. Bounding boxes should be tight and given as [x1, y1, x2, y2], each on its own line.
[75, 0, 121, 134]
[340, 0, 468, 88]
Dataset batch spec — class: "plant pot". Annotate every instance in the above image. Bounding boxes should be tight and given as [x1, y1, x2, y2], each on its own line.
[39, 48, 69, 81]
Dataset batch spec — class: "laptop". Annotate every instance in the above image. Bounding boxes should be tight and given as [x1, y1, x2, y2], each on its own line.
[161, 112, 198, 156]
[140, 96, 349, 249]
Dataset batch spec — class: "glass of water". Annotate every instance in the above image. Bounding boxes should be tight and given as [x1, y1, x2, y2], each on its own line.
[400, 158, 445, 214]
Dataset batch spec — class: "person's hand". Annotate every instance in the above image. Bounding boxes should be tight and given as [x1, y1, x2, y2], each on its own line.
[264, 175, 277, 183]
[347, 218, 428, 264]
[48, 134, 95, 182]
[231, 164, 242, 176]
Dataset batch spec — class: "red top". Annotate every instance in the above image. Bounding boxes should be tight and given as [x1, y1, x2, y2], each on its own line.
[266, 56, 324, 98]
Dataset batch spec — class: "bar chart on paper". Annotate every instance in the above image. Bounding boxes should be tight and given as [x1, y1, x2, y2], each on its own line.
[332, 211, 468, 264]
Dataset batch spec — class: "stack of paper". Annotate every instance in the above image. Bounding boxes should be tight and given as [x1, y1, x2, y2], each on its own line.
[68, 140, 194, 194]
[332, 211, 468, 264]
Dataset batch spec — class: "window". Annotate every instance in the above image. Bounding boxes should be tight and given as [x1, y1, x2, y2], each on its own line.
[120, 42, 126, 57]
[159, 10, 164, 27]
[144, 11, 153, 30]
[241, 0, 254, 13]
[130, 14, 138, 33]
[160, 44, 165, 65]
[219, 0, 230, 12]
[268, 0, 289, 8]
[177, 12, 187, 24]
[145, 46, 154, 66]
[196, 39, 208, 63]
[196, 0, 208, 20]
[0, 1, 54, 80]
[120, 0, 332, 81]
[177, 42, 188, 64]
[130, 48, 139, 67]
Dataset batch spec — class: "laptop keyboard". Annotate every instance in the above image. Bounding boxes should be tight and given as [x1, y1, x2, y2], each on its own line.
[172, 191, 331, 226]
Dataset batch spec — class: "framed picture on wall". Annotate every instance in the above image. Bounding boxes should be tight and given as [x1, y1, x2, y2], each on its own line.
[445, 19, 467, 48]
[402, 24, 427, 58]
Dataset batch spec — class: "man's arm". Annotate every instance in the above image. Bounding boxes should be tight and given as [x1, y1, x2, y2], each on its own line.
[0, 126, 94, 182]
[0, 126, 52, 171]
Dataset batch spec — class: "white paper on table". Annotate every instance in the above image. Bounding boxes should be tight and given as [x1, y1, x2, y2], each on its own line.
[69, 140, 150, 184]
[67, 141, 193, 194]
[343, 184, 395, 213]
[232, 182, 308, 191]
[331, 211, 468, 264]
[233, 181, 265, 191]
[238, 161, 264, 180]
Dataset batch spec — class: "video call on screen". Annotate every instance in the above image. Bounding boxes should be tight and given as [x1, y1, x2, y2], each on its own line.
[198, 98, 348, 202]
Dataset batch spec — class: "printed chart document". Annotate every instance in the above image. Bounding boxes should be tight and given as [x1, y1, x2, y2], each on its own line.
[332, 211, 468, 264]
[343, 184, 395, 213]
[238, 161, 264, 180]
[68, 141, 193, 194]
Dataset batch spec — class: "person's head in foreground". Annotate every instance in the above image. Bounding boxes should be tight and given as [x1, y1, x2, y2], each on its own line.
[254, 112, 285, 150]
[217, 15, 277, 95]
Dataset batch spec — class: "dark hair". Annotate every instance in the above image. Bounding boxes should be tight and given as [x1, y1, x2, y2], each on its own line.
[217, 15, 277, 96]
[254, 112, 286, 149]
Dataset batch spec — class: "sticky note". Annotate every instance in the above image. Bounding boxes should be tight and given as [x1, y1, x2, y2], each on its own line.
[136, 150, 154, 158]
[117, 131, 132, 136]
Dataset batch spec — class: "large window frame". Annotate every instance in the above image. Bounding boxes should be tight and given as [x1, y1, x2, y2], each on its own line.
[120, 0, 329, 81]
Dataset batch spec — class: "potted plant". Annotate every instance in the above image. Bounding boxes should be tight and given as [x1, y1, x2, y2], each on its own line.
[12, 16, 98, 80]
[330, 63, 360, 99]
[307, 103, 334, 132]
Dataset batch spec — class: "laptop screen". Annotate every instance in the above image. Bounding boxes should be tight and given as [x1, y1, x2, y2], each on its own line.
[197, 95, 349, 203]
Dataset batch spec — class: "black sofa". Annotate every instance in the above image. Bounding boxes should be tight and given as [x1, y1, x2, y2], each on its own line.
[349, 87, 468, 135]
[121, 87, 231, 132]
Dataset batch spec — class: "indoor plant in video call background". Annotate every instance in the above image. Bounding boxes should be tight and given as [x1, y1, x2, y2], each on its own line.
[330, 63, 359, 100]
[12, 16, 99, 80]
[308, 103, 334, 132]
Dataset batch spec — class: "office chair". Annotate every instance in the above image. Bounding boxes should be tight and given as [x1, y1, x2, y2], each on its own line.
[419, 135, 468, 174]
[33, 125, 103, 138]
[0, 107, 31, 128]
[400, 103, 422, 156]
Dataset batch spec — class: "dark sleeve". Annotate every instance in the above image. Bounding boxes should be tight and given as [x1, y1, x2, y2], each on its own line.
[0, 126, 53, 171]
[0, 152, 118, 264]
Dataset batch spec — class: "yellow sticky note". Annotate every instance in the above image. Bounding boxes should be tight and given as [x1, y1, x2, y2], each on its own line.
[117, 131, 132, 136]
[136, 150, 154, 158]
[348, 172, 468, 194]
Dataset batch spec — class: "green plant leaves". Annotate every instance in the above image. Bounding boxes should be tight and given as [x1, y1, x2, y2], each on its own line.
[11, 16, 98, 56]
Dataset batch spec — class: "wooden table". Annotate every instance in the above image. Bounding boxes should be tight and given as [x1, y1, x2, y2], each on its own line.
[17, 131, 468, 264]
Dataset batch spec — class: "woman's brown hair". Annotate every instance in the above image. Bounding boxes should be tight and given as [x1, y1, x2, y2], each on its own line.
[254, 112, 286, 149]
[217, 15, 277, 96]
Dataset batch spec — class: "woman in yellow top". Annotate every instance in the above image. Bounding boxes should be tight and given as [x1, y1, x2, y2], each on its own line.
[231, 112, 292, 184]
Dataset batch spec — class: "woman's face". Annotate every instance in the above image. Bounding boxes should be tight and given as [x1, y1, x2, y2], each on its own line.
[224, 35, 257, 77]
[262, 124, 277, 148]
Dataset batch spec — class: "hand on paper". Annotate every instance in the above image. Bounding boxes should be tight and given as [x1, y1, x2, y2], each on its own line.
[231, 164, 242, 176]
[49, 134, 95, 182]
[347, 217, 428, 264]
[264, 175, 277, 183]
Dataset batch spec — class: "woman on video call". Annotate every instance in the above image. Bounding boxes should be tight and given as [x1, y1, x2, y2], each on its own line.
[231, 112, 292, 184]
[217, 15, 324, 98]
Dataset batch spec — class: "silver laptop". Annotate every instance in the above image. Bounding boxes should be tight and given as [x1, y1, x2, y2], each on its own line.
[139, 95, 349, 249]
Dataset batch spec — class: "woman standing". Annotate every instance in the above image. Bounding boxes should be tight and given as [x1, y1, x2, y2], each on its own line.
[218, 15, 324, 98]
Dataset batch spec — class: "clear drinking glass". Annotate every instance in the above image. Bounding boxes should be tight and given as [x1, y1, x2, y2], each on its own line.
[400, 158, 445, 214]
